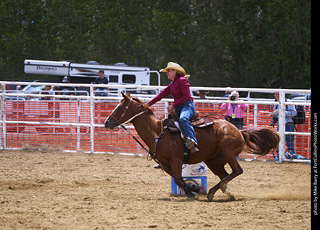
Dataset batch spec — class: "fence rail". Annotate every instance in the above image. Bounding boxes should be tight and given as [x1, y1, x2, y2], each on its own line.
[1, 81, 311, 163]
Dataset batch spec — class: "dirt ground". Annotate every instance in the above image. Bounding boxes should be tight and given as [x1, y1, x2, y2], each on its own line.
[0, 150, 311, 230]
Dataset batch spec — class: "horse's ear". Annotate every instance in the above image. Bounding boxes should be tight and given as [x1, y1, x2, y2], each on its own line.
[121, 92, 130, 100]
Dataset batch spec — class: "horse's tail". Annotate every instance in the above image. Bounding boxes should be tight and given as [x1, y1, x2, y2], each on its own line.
[240, 128, 280, 156]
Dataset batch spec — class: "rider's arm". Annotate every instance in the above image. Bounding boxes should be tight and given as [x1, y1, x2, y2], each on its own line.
[147, 84, 171, 106]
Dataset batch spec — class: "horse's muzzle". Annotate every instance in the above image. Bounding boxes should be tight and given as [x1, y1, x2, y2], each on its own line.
[104, 118, 116, 130]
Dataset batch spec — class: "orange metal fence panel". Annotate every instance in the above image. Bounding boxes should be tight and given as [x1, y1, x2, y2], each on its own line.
[1, 99, 311, 162]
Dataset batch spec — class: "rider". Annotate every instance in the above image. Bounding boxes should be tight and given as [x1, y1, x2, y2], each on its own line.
[147, 62, 198, 153]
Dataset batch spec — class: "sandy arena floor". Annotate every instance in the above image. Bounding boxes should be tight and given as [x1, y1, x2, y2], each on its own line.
[0, 149, 311, 229]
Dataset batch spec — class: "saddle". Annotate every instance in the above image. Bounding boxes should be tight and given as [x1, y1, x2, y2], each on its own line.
[155, 112, 214, 164]
[163, 111, 214, 134]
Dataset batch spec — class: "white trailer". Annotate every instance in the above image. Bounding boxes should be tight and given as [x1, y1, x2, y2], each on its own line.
[24, 59, 71, 76]
[24, 59, 161, 96]
[24, 59, 160, 85]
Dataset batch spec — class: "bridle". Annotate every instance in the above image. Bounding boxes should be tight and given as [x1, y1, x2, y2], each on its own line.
[108, 98, 147, 127]
[107, 97, 172, 174]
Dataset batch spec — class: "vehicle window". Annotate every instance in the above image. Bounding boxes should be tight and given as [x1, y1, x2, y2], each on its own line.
[109, 75, 118, 83]
[23, 85, 44, 92]
[122, 74, 136, 84]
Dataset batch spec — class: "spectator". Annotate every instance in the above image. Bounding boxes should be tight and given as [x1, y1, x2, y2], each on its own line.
[40, 85, 52, 100]
[196, 90, 209, 100]
[94, 69, 109, 96]
[223, 87, 232, 98]
[56, 76, 76, 99]
[220, 90, 248, 130]
[270, 92, 297, 161]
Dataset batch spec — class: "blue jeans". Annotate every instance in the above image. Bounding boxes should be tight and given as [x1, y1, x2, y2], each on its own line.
[234, 123, 243, 130]
[96, 89, 108, 96]
[285, 123, 295, 154]
[174, 100, 198, 146]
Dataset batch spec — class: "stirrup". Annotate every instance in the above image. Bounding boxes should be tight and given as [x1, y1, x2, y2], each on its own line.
[186, 138, 196, 150]
[185, 138, 199, 153]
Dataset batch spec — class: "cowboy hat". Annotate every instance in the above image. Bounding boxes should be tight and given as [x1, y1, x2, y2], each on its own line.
[160, 62, 186, 75]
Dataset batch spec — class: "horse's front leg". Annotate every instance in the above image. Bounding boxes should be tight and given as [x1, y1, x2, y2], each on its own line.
[170, 159, 193, 198]
[170, 159, 185, 188]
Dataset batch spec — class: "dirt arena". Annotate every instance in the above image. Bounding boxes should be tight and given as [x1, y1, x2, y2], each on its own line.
[0, 149, 311, 229]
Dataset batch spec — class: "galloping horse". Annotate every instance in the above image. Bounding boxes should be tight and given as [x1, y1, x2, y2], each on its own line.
[105, 93, 280, 201]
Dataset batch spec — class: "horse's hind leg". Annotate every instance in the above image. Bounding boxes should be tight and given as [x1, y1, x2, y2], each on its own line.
[205, 149, 243, 202]
[219, 151, 243, 193]
[204, 156, 229, 201]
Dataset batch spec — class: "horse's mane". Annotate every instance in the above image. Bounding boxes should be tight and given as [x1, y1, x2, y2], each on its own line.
[131, 97, 154, 114]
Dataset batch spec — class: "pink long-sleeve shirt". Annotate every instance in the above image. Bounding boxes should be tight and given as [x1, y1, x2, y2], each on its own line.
[147, 75, 193, 108]
[220, 103, 248, 118]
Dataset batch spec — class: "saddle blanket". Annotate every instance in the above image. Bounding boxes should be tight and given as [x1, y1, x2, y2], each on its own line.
[163, 112, 214, 134]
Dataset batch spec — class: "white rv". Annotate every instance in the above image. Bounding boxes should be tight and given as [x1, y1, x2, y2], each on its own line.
[24, 59, 160, 96]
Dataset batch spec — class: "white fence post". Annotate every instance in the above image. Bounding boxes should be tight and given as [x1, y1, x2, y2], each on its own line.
[278, 91, 286, 162]
[90, 84, 94, 153]
[164, 101, 169, 119]
[0, 92, 3, 149]
[253, 104, 258, 129]
[1, 86, 6, 149]
[76, 99, 81, 152]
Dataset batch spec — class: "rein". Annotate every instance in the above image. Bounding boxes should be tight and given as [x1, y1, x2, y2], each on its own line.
[113, 99, 172, 173]
[121, 125, 150, 154]
[121, 124, 171, 174]
[119, 110, 146, 126]
[114, 98, 172, 172]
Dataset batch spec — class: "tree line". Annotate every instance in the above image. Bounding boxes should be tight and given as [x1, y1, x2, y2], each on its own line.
[0, 0, 311, 89]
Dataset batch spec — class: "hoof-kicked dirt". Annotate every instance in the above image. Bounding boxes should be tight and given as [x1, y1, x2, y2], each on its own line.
[0, 150, 311, 229]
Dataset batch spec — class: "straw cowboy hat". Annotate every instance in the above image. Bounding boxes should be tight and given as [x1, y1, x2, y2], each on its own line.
[160, 62, 186, 75]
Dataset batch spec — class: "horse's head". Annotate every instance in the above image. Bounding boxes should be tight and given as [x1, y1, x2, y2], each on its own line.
[105, 92, 149, 130]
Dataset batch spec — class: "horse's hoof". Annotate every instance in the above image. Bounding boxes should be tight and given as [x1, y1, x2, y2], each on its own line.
[207, 193, 214, 202]
[199, 186, 207, 195]
[185, 190, 195, 199]
[186, 196, 197, 201]
[228, 194, 236, 201]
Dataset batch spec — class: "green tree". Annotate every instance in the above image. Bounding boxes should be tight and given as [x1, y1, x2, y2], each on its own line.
[0, 0, 311, 89]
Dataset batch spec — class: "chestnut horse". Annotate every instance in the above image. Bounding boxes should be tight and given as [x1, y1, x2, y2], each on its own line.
[105, 93, 280, 201]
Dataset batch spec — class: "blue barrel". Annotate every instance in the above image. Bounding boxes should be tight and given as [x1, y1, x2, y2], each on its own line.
[171, 162, 207, 196]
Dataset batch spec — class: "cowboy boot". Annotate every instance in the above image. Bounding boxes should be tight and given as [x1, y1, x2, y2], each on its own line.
[185, 137, 199, 153]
